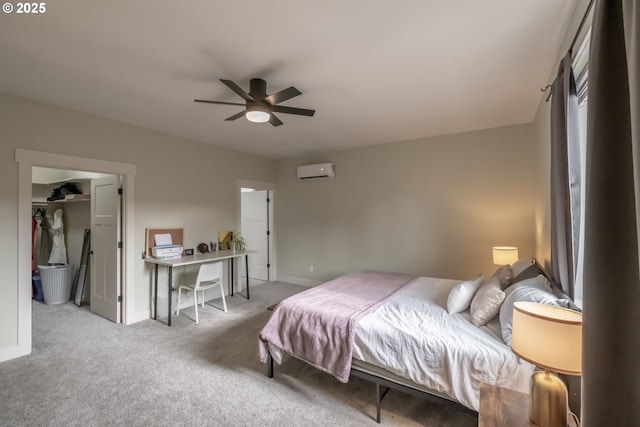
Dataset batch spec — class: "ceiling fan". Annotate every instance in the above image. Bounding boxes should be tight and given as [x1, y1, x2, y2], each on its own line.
[194, 78, 315, 127]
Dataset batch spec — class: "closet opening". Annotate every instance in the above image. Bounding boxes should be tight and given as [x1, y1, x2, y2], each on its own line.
[32, 166, 122, 323]
[15, 149, 137, 361]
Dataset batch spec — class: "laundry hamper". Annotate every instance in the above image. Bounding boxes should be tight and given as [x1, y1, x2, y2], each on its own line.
[38, 265, 74, 305]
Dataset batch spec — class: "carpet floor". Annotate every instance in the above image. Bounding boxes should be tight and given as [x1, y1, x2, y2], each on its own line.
[0, 281, 478, 426]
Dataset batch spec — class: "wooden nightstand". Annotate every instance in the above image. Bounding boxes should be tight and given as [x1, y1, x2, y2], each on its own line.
[478, 383, 578, 427]
[478, 383, 531, 426]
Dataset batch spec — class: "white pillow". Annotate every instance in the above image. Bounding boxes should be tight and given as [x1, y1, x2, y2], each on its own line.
[499, 276, 560, 345]
[447, 274, 484, 314]
[470, 276, 505, 326]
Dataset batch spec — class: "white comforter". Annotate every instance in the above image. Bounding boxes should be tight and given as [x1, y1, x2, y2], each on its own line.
[352, 276, 534, 411]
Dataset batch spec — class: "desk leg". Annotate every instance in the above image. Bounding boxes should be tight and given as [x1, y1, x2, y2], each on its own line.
[154, 264, 159, 320]
[167, 266, 173, 327]
[245, 254, 250, 300]
[230, 258, 235, 296]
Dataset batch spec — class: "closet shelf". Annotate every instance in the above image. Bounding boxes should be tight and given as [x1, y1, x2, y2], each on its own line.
[32, 198, 91, 206]
[40, 178, 91, 185]
[50, 198, 90, 204]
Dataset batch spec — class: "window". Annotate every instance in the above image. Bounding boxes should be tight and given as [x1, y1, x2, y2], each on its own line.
[570, 28, 590, 308]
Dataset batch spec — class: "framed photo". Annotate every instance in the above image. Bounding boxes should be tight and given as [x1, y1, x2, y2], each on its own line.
[218, 231, 233, 250]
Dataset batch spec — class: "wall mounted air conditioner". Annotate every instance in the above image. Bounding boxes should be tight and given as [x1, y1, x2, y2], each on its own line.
[297, 163, 335, 180]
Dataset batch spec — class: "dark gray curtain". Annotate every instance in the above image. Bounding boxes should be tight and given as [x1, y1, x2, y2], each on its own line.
[583, 0, 640, 425]
[550, 52, 581, 298]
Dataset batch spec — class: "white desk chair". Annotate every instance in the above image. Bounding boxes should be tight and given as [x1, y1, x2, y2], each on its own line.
[176, 262, 227, 323]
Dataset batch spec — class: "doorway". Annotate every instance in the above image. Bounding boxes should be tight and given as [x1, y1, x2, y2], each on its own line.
[237, 180, 275, 285]
[15, 149, 137, 360]
[32, 167, 121, 322]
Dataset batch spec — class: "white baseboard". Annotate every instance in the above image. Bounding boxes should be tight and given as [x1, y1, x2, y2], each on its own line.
[276, 275, 321, 287]
[126, 310, 150, 325]
[0, 343, 30, 363]
[247, 278, 268, 287]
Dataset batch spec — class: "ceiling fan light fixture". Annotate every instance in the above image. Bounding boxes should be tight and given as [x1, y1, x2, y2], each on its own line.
[245, 105, 270, 123]
[195, 78, 315, 127]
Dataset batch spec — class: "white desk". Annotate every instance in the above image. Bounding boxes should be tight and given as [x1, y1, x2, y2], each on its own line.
[145, 250, 255, 326]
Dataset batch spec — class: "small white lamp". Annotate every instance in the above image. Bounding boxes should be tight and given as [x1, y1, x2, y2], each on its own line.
[492, 246, 519, 265]
[511, 302, 582, 427]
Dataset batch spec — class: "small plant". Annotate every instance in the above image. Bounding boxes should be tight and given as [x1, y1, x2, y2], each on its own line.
[232, 232, 247, 251]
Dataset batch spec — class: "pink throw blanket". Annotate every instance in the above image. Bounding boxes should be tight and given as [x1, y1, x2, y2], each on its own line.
[258, 271, 416, 382]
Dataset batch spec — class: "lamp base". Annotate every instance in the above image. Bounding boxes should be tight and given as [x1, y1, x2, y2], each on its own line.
[529, 370, 569, 427]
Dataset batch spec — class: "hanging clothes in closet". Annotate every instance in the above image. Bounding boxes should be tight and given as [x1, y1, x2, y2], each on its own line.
[48, 208, 67, 265]
[32, 210, 37, 272]
[35, 208, 53, 268]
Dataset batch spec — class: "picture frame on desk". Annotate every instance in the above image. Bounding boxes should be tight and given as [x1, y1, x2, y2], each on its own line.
[218, 231, 232, 250]
[184, 248, 194, 256]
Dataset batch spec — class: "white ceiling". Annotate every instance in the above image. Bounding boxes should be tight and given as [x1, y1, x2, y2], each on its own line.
[0, 1, 577, 159]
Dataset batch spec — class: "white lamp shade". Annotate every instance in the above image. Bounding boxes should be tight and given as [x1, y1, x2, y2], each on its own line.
[245, 110, 270, 123]
[511, 301, 582, 375]
[492, 246, 519, 265]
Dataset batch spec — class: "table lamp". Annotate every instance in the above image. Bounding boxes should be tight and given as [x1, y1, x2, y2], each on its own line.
[492, 246, 519, 265]
[511, 302, 582, 427]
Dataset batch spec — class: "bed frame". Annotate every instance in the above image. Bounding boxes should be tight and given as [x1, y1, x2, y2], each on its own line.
[265, 352, 475, 423]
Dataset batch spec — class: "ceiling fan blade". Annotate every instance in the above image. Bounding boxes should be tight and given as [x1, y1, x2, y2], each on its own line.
[194, 99, 245, 106]
[269, 113, 283, 127]
[225, 111, 247, 121]
[265, 86, 302, 105]
[271, 105, 316, 117]
[220, 79, 254, 101]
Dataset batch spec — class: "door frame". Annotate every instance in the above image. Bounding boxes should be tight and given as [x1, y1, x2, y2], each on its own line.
[237, 179, 276, 283]
[14, 149, 136, 359]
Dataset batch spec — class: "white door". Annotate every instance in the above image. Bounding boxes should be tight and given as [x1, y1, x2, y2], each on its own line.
[241, 190, 269, 281]
[91, 176, 121, 322]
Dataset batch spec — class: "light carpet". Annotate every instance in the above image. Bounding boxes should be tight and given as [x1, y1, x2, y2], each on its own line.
[0, 281, 478, 426]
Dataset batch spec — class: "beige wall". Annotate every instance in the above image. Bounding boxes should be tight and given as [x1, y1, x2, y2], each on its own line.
[275, 123, 537, 285]
[0, 92, 276, 356]
[533, 98, 552, 271]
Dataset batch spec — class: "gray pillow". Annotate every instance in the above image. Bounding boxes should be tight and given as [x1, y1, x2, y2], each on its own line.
[510, 257, 535, 277]
[492, 264, 513, 290]
[470, 276, 505, 326]
[511, 261, 546, 283]
[504, 273, 552, 297]
[499, 275, 561, 345]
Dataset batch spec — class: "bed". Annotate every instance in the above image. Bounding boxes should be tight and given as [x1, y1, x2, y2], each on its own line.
[258, 260, 576, 422]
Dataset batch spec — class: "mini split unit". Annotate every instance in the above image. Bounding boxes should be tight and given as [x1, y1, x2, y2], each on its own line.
[296, 163, 335, 180]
